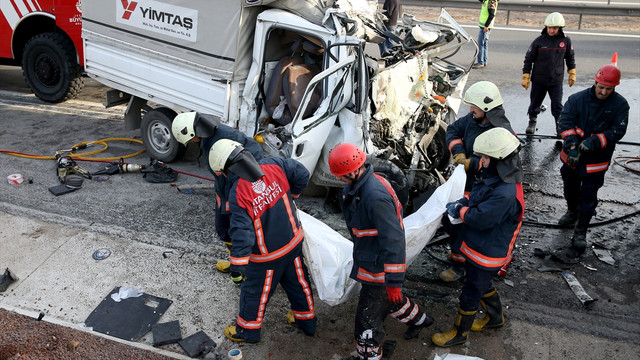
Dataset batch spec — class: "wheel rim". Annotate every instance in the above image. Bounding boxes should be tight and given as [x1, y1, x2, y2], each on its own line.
[34, 52, 61, 88]
[148, 121, 172, 154]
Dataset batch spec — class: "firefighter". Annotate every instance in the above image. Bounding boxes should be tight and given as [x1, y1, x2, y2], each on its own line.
[172, 112, 264, 277]
[329, 143, 434, 360]
[441, 81, 515, 282]
[557, 64, 629, 257]
[522, 12, 576, 136]
[208, 139, 316, 343]
[432, 127, 525, 347]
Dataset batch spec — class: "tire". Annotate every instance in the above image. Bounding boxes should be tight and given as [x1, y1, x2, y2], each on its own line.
[140, 108, 185, 162]
[21, 32, 84, 103]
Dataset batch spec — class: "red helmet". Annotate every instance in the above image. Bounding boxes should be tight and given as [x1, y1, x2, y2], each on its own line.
[329, 143, 366, 176]
[594, 64, 621, 86]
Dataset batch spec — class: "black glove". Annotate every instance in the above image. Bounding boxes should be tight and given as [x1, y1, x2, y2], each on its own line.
[579, 139, 595, 153]
[567, 148, 580, 167]
[230, 271, 245, 285]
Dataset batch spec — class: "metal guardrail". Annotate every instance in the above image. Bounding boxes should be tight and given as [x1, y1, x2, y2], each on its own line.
[400, 0, 640, 29]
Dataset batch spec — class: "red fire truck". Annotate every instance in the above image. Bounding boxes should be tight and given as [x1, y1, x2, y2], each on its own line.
[0, 0, 84, 102]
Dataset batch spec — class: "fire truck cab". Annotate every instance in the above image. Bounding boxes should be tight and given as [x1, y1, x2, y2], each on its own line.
[0, 0, 84, 102]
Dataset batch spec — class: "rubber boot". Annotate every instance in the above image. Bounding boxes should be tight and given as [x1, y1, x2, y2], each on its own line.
[554, 116, 563, 149]
[525, 115, 537, 135]
[404, 313, 434, 340]
[431, 309, 477, 347]
[439, 265, 465, 282]
[471, 288, 504, 331]
[558, 208, 579, 226]
[570, 212, 592, 257]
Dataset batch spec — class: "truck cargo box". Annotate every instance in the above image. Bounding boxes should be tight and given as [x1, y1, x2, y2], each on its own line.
[82, 0, 260, 118]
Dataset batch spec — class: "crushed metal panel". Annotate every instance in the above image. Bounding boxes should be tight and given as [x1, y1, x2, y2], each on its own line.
[84, 286, 172, 341]
[561, 273, 597, 306]
[593, 248, 616, 265]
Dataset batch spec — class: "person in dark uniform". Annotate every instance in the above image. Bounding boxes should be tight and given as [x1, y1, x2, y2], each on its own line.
[379, 0, 399, 57]
[442, 81, 514, 282]
[172, 112, 264, 278]
[557, 64, 629, 257]
[432, 127, 525, 347]
[522, 12, 576, 136]
[329, 143, 434, 360]
[208, 139, 316, 343]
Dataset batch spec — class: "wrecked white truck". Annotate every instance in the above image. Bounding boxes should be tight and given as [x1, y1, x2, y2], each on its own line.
[82, 0, 476, 211]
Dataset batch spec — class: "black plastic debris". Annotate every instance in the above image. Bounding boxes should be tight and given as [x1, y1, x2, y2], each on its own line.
[178, 330, 216, 358]
[152, 320, 182, 346]
[533, 248, 549, 258]
[0, 268, 19, 292]
[84, 286, 172, 341]
[48, 184, 77, 196]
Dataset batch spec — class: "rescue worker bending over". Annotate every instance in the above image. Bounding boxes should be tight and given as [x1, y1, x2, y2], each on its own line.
[172, 112, 264, 277]
[442, 81, 514, 282]
[432, 127, 525, 347]
[329, 143, 434, 360]
[209, 139, 316, 343]
[557, 64, 629, 257]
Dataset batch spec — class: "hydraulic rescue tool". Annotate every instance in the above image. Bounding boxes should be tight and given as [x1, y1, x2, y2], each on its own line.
[56, 154, 91, 183]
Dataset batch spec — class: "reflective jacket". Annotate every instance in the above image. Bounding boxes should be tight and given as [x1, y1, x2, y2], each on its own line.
[559, 86, 629, 175]
[201, 124, 264, 214]
[342, 164, 406, 287]
[454, 174, 524, 271]
[446, 109, 514, 192]
[479, 0, 498, 29]
[227, 157, 309, 273]
[523, 29, 575, 86]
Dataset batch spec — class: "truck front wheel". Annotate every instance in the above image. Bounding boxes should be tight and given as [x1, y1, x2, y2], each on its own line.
[141, 108, 185, 162]
[21, 32, 84, 103]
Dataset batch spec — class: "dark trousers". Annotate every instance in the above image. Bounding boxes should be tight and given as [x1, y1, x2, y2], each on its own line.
[237, 246, 316, 342]
[527, 82, 564, 118]
[560, 164, 606, 215]
[354, 284, 424, 359]
[215, 205, 231, 240]
[442, 216, 465, 266]
[459, 263, 499, 311]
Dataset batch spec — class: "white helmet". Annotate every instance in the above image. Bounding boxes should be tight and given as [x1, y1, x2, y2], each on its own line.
[544, 12, 565, 27]
[473, 127, 520, 159]
[209, 139, 264, 182]
[463, 81, 503, 112]
[172, 111, 220, 146]
[172, 112, 198, 145]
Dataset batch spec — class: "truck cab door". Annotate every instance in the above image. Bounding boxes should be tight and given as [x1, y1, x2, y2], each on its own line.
[288, 55, 357, 174]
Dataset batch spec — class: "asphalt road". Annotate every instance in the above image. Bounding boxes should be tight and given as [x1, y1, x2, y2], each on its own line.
[1, 20, 639, 360]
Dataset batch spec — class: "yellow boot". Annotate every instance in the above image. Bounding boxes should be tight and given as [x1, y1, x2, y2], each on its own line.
[216, 260, 231, 273]
[472, 287, 505, 331]
[432, 309, 477, 347]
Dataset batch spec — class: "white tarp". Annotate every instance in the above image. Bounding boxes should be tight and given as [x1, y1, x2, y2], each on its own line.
[301, 165, 466, 306]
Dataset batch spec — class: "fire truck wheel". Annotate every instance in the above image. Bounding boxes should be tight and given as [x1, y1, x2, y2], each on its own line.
[141, 107, 186, 162]
[21, 32, 84, 103]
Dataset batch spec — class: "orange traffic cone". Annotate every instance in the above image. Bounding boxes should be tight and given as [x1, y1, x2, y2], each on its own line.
[610, 52, 618, 66]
